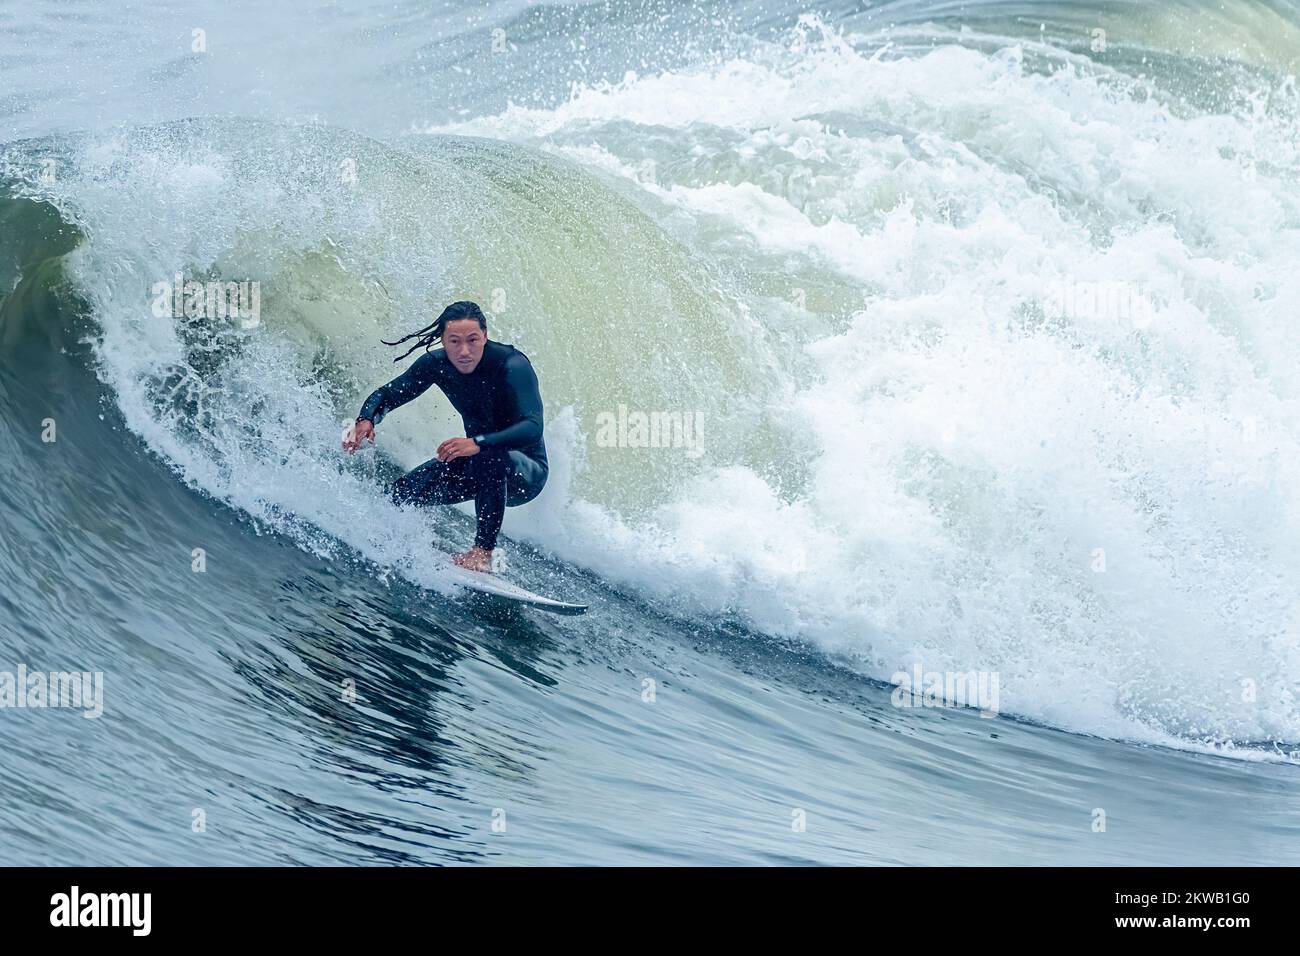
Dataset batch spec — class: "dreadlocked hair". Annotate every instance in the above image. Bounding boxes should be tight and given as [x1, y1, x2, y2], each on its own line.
[382, 300, 487, 362]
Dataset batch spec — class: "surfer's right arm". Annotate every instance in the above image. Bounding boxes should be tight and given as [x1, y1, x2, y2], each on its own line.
[344, 352, 440, 452]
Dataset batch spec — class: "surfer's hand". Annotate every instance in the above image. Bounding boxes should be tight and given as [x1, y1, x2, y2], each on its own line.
[437, 437, 480, 462]
[343, 419, 375, 453]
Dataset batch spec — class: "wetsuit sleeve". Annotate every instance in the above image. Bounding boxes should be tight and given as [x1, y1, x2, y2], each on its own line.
[357, 352, 439, 426]
[476, 354, 544, 450]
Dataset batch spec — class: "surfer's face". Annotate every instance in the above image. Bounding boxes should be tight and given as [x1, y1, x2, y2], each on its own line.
[444, 319, 486, 374]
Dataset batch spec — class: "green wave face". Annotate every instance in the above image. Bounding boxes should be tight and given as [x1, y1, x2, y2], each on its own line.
[1, 119, 775, 518]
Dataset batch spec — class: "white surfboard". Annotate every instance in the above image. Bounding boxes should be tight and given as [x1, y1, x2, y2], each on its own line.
[438, 561, 589, 615]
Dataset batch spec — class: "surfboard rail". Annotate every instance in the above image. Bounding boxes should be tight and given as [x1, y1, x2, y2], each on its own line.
[438, 562, 589, 615]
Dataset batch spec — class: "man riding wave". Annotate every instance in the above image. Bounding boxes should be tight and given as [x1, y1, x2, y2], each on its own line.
[342, 301, 548, 572]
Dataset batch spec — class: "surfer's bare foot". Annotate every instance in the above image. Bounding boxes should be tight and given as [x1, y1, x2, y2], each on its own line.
[452, 546, 494, 572]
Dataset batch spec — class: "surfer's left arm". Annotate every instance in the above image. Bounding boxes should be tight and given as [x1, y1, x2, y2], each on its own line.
[473, 354, 544, 451]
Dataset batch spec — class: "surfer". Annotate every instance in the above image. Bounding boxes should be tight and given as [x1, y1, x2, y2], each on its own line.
[342, 301, 548, 572]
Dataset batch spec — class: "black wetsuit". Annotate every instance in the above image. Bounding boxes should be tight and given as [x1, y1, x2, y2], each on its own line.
[357, 340, 548, 551]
